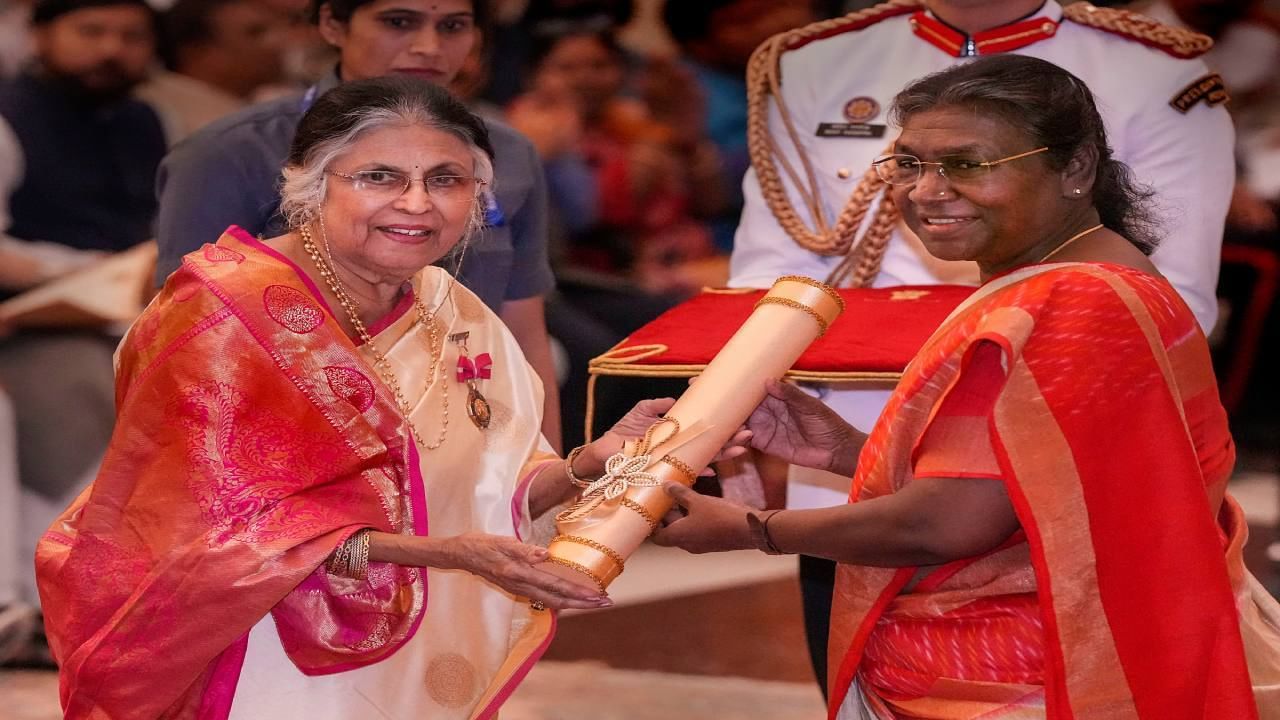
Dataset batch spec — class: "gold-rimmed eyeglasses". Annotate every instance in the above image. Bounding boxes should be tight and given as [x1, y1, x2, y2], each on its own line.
[328, 170, 487, 201]
[872, 147, 1050, 185]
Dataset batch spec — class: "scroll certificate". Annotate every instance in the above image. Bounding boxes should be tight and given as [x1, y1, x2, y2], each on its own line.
[543, 276, 845, 591]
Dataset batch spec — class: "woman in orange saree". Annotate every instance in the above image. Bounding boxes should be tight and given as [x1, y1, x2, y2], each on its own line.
[653, 55, 1280, 718]
[34, 77, 665, 720]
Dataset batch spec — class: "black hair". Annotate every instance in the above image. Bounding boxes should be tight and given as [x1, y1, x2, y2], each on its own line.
[527, 18, 624, 70]
[662, 0, 738, 45]
[891, 54, 1161, 255]
[309, 0, 487, 30]
[157, 0, 241, 69]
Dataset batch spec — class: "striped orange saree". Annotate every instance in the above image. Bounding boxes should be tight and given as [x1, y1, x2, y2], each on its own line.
[829, 263, 1280, 719]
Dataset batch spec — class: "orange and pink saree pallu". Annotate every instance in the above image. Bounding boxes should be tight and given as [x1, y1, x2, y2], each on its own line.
[35, 228, 554, 719]
[829, 263, 1280, 719]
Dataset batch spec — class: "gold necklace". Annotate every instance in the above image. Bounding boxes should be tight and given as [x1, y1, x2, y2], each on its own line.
[1037, 223, 1105, 264]
[300, 224, 449, 450]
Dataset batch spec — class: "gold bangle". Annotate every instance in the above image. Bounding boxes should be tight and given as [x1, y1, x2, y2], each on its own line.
[565, 445, 593, 488]
[545, 555, 608, 594]
[619, 497, 659, 530]
[349, 529, 370, 580]
[552, 535, 626, 571]
[327, 529, 370, 579]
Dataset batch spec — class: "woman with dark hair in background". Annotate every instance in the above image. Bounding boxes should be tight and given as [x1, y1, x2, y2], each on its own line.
[653, 55, 1280, 718]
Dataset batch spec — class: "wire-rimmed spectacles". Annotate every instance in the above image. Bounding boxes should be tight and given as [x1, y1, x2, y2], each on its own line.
[872, 147, 1050, 185]
[328, 170, 486, 201]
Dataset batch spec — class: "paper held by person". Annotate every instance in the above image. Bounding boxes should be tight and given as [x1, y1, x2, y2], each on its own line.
[543, 275, 844, 592]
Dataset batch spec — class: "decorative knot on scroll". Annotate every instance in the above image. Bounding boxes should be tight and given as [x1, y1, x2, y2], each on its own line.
[557, 417, 681, 522]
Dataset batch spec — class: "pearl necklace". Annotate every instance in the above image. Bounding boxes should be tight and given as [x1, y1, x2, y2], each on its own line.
[301, 224, 449, 450]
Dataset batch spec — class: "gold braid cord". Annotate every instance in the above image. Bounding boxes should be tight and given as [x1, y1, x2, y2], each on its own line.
[746, 0, 921, 288]
[1061, 2, 1212, 58]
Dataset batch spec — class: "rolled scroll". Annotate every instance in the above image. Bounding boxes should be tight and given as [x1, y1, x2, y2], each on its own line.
[544, 275, 844, 591]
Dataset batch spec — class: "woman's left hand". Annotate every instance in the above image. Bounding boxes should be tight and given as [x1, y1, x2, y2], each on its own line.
[583, 398, 753, 476]
[650, 483, 755, 554]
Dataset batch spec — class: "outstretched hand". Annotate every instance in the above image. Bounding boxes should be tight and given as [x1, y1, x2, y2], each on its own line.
[650, 483, 755, 554]
[745, 380, 862, 477]
[447, 533, 611, 611]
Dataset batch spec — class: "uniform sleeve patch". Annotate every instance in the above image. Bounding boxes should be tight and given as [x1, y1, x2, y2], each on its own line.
[1169, 73, 1229, 114]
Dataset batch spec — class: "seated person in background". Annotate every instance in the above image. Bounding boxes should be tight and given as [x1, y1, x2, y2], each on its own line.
[38, 76, 671, 719]
[0, 0, 163, 660]
[654, 56, 1280, 718]
[508, 23, 728, 297]
[155, 0, 563, 449]
[136, 0, 286, 141]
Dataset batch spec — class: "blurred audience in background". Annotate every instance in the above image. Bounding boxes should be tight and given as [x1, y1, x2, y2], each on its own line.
[0, 0, 1277, 675]
[662, 0, 815, 251]
[0, 0, 164, 665]
[137, 0, 285, 140]
[508, 23, 726, 295]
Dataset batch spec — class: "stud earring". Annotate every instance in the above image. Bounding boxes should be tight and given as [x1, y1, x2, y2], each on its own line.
[1073, 188, 1082, 195]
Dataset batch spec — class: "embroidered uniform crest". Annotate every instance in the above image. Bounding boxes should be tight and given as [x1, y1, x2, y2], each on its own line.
[843, 96, 880, 122]
[1170, 73, 1229, 114]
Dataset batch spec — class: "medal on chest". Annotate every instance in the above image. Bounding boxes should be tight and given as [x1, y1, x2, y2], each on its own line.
[451, 331, 492, 430]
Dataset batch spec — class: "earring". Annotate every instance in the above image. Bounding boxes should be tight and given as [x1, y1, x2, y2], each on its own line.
[1073, 188, 1082, 195]
[938, 190, 946, 197]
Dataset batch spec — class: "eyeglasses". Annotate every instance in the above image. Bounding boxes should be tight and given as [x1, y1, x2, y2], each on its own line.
[872, 147, 1049, 185]
[328, 170, 486, 201]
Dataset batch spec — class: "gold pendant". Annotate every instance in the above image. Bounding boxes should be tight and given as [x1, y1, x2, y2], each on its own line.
[466, 381, 491, 430]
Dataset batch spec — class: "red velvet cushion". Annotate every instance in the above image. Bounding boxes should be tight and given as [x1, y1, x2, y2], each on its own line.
[595, 285, 975, 376]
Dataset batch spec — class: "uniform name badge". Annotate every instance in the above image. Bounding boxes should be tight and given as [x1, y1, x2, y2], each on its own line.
[817, 95, 886, 138]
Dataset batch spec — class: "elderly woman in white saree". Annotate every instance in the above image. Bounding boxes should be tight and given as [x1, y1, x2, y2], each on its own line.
[37, 76, 670, 720]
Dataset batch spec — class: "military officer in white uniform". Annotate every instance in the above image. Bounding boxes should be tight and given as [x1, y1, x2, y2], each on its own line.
[726, 0, 1235, 692]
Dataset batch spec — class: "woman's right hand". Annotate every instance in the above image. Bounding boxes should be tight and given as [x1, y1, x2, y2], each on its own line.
[444, 533, 612, 611]
[746, 379, 864, 477]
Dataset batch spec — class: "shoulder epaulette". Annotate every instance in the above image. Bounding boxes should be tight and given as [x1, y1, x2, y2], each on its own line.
[782, 0, 923, 53]
[1062, 2, 1212, 58]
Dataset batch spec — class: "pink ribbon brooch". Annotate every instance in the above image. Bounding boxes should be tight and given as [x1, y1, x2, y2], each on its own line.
[457, 353, 493, 383]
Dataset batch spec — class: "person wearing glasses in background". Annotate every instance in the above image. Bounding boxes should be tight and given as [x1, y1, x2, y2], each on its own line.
[725, 0, 1236, 694]
[154, 0, 564, 449]
[37, 76, 684, 720]
[654, 55, 1280, 719]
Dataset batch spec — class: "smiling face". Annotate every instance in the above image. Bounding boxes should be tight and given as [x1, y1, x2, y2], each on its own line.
[320, 0, 476, 84]
[320, 122, 479, 284]
[889, 106, 1080, 277]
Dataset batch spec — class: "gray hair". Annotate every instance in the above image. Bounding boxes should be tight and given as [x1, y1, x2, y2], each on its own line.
[278, 76, 496, 242]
